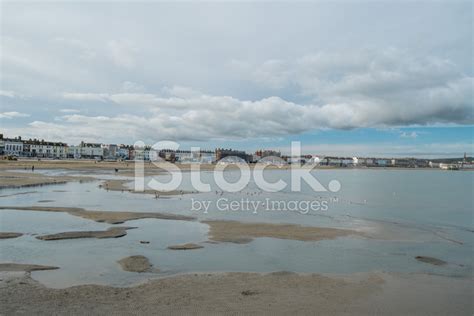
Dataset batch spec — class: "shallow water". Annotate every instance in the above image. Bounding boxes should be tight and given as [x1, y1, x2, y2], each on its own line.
[0, 168, 472, 287]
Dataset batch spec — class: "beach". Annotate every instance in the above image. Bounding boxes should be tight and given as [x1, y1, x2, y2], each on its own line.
[0, 270, 471, 315]
[0, 160, 472, 314]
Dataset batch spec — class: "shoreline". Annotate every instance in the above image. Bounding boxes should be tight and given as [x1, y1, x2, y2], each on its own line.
[0, 170, 94, 190]
[0, 270, 471, 315]
[1, 159, 471, 173]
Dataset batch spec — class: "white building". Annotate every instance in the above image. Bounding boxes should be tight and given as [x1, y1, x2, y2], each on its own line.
[2, 136, 23, 156]
[67, 146, 81, 159]
[28, 140, 67, 158]
[308, 156, 321, 165]
[81, 142, 103, 159]
[439, 163, 459, 170]
[133, 147, 158, 161]
[68, 142, 104, 159]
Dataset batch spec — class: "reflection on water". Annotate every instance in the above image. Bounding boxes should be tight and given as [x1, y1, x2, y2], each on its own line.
[0, 169, 472, 288]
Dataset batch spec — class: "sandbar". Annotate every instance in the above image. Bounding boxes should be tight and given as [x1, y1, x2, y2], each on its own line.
[0, 232, 23, 239]
[0, 171, 92, 189]
[203, 220, 362, 243]
[0, 206, 195, 224]
[0, 263, 59, 272]
[36, 227, 135, 240]
[167, 243, 204, 250]
[415, 256, 447, 266]
[101, 179, 195, 196]
[0, 271, 472, 314]
[117, 255, 155, 273]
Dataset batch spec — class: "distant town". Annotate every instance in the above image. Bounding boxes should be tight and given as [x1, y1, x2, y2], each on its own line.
[0, 134, 472, 170]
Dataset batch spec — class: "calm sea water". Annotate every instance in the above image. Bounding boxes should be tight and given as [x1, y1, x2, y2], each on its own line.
[0, 169, 472, 288]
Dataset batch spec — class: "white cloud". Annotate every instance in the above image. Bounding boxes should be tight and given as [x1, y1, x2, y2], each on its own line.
[59, 109, 80, 113]
[121, 81, 145, 93]
[62, 92, 109, 102]
[247, 49, 473, 127]
[59, 80, 473, 141]
[0, 90, 18, 98]
[52, 37, 96, 60]
[107, 39, 138, 69]
[0, 3, 472, 148]
[0, 111, 30, 119]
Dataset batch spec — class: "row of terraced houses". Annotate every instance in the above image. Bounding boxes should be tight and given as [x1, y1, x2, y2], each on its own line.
[1, 134, 472, 169]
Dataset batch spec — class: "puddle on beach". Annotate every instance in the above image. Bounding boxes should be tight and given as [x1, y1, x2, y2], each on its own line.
[0, 169, 472, 288]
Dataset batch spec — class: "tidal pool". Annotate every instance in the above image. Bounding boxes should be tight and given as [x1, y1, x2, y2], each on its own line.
[0, 168, 472, 287]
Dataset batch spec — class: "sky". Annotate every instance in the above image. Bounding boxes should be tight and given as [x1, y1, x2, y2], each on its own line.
[0, 1, 473, 157]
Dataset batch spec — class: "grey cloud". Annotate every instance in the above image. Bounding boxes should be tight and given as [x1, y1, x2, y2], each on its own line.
[0, 2, 472, 145]
[0, 111, 30, 119]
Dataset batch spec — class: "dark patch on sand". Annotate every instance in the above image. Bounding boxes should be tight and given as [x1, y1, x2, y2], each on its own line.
[36, 227, 135, 240]
[0, 232, 23, 239]
[203, 220, 362, 244]
[117, 255, 156, 273]
[0, 206, 195, 224]
[167, 243, 204, 250]
[0, 263, 59, 272]
[415, 256, 447, 266]
[0, 191, 37, 198]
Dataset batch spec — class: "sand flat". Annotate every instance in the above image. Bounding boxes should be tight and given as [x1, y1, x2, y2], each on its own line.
[167, 243, 204, 250]
[101, 179, 194, 196]
[0, 263, 59, 272]
[415, 256, 447, 266]
[0, 271, 471, 315]
[203, 220, 362, 243]
[36, 227, 135, 240]
[0, 160, 358, 175]
[0, 232, 23, 239]
[117, 256, 154, 273]
[0, 170, 93, 189]
[0, 206, 195, 224]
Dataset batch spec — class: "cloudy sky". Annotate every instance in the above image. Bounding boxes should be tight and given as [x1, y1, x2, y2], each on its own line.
[1, 1, 472, 157]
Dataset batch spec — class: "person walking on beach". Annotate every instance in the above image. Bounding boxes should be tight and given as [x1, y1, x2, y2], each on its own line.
[31, 165, 34, 172]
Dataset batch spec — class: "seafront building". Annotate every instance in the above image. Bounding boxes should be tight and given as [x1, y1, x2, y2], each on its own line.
[27, 139, 67, 159]
[0, 135, 24, 157]
[215, 148, 251, 162]
[0, 133, 472, 169]
[67, 142, 104, 159]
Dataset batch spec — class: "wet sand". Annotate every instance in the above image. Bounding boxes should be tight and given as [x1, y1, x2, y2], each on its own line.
[0, 171, 93, 189]
[0, 206, 362, 244]
[0, 206, 195, 224]
[0, 191, 38, 198]
[0, 159, 413, 175]
[36, 227, 135, 240]
[0, 264, 59, 272]
[0, 271, 471, 315]
[203, 220, 362, 244]
[101, 179, 195, 196]
[0, 160, 218, 175]
[117, 256, 155, 273]
[0, 232, 23, 239]
[415, 256, 447, 266]
[167, 243, 204, 250]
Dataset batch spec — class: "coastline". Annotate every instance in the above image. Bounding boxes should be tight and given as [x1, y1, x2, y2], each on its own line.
[0, 270, 471, 315]
[1, 159, 471, 174]
[0, 162, 472, 315]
